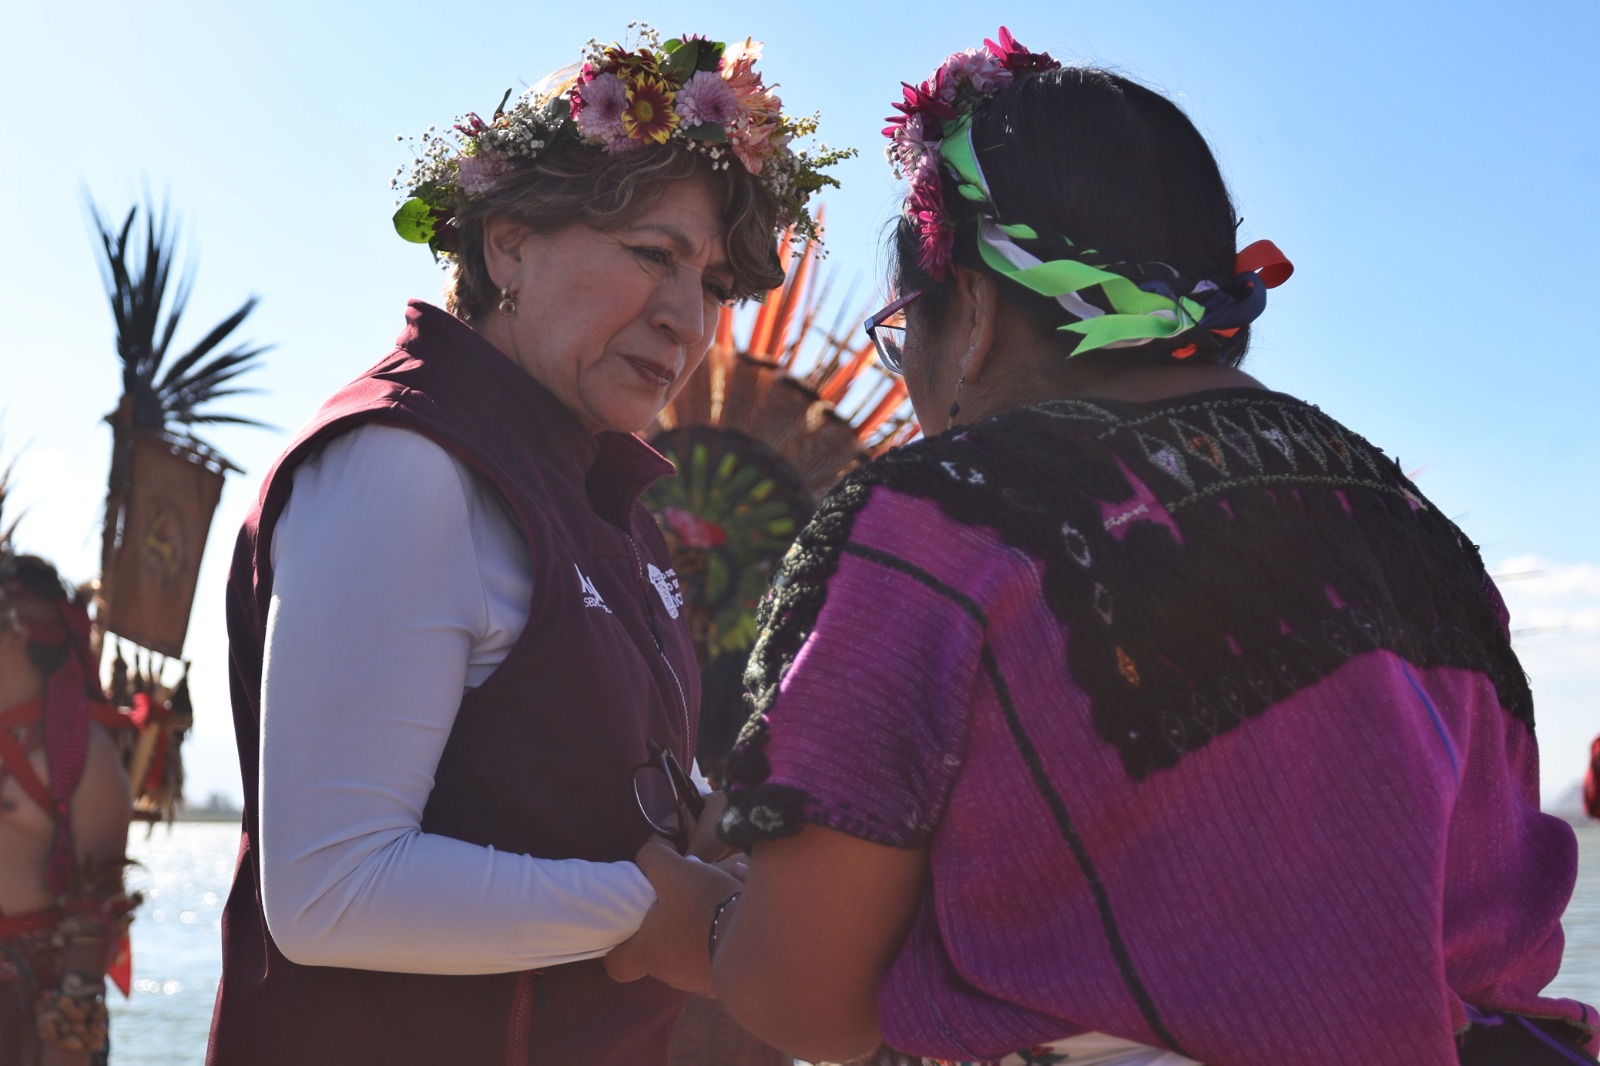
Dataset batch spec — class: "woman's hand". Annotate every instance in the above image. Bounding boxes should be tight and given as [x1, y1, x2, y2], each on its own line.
[685, 789, 736, 862]
[604, 837, 741, 996]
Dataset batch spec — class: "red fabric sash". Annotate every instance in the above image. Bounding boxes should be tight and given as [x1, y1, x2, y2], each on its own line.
[0, 906, 133, 998]
[0, 699, 54, 816]
[0, 906, 60, 939]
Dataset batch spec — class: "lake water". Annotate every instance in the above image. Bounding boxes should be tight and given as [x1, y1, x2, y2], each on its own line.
[111, 821, 1600, 1064]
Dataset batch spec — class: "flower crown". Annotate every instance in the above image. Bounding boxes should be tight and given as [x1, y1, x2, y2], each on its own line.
[393, 24, 853, 259]
[883, 27, 1061, 281]
[883, 28, 1291, 356]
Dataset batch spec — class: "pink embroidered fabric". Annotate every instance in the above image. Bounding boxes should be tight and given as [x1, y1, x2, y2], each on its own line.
[742, 484, 1593, 1065]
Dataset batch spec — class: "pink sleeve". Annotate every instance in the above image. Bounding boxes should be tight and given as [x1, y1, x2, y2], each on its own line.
[725, 489, 994, 849]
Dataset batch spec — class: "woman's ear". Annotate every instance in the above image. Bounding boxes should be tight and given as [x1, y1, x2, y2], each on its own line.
[482, 215, 532, 290]
[954, 268, 1001, 382]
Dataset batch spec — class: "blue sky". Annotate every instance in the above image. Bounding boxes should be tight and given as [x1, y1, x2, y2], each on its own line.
[2, 1, 1596, 808]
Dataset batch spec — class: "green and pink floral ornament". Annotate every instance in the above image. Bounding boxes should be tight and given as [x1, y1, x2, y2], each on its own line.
[885, 27, 1293, 356]
[393, 24, 854, 259]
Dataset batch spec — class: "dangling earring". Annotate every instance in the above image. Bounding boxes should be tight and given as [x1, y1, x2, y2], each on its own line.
[948, 374, 966, 421]
[497, 286, 517, 317]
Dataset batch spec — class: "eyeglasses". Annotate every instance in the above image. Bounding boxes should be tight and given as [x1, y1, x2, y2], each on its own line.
[863, 289, 923, 374]
[632, 737, 706, 853]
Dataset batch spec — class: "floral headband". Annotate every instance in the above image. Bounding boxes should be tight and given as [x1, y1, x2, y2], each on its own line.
[393, 24, 854, 260]
[884, 28, 1292, 356]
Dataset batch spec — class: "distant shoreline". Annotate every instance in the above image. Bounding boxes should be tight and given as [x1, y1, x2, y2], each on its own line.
[170, 808, 243, 824]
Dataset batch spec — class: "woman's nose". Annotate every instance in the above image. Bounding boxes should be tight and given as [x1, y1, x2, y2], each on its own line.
[650, 271, 709, 349]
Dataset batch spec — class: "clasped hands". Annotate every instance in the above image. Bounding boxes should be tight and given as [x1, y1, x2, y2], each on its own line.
[604, 790, 745, 996]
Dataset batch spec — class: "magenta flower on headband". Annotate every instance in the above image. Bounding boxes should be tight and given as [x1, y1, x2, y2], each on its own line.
[907, 154, 953, 272]
[984, 26, 1061, 76]
[885, 75, 957, 139]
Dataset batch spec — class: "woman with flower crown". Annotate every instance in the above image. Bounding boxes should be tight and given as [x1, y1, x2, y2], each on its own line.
[204, 25, 846, 1066]
[606, 28, 1600, 1066]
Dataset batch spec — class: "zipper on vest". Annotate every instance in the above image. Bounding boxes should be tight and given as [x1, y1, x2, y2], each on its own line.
[645, 597, 666, 651]
[625, 533, 692, 757]
[506, 969, 542, 1064]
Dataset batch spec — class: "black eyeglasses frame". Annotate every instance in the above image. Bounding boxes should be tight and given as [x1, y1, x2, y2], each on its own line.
[863, 289, 923, 375]
[632, 737, 707, 853]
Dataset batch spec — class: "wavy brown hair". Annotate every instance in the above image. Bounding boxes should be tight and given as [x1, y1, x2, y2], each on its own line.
[445, 143, 785, 321]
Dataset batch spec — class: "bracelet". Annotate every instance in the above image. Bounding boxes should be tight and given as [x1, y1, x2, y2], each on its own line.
[707, 891, 742, 963]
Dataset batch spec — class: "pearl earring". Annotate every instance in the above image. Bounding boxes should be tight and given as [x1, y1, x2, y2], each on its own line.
[948, 375, 966, 420]
[497, 286, 517, 317]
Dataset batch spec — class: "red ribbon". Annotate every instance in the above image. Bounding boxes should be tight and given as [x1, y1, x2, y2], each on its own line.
[1236, 239, 1294, 288]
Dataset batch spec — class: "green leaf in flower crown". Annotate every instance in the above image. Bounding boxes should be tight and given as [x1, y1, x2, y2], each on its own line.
[392, 198, 437, 244]
[684, 122, 728, 144]
[660, 38, 696, 82]
[661, 38, 724, 81]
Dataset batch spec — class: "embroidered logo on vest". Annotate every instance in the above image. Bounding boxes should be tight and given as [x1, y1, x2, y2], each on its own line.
[647, 563, 682, 619]
[576, 565, 612, 613]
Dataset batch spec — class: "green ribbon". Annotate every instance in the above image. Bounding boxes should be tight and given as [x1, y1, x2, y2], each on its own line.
[938, 113, 991, 201]
[935, 114, 1203, 354]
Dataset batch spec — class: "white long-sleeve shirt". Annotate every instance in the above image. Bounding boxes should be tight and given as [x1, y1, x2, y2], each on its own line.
[258, 422, 657, 973]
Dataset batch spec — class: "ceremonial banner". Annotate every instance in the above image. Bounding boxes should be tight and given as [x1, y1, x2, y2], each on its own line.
[105, 431, 225, 657]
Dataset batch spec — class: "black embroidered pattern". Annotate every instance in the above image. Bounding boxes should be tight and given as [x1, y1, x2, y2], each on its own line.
[722, 389, 1532, 844]
[720, 475, 877, 849]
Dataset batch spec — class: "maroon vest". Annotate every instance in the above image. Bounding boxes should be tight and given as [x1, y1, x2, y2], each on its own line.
[207, 302, 699, 1065]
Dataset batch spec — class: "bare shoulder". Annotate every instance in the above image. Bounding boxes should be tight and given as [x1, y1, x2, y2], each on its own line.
[69, 724, 133, 864]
